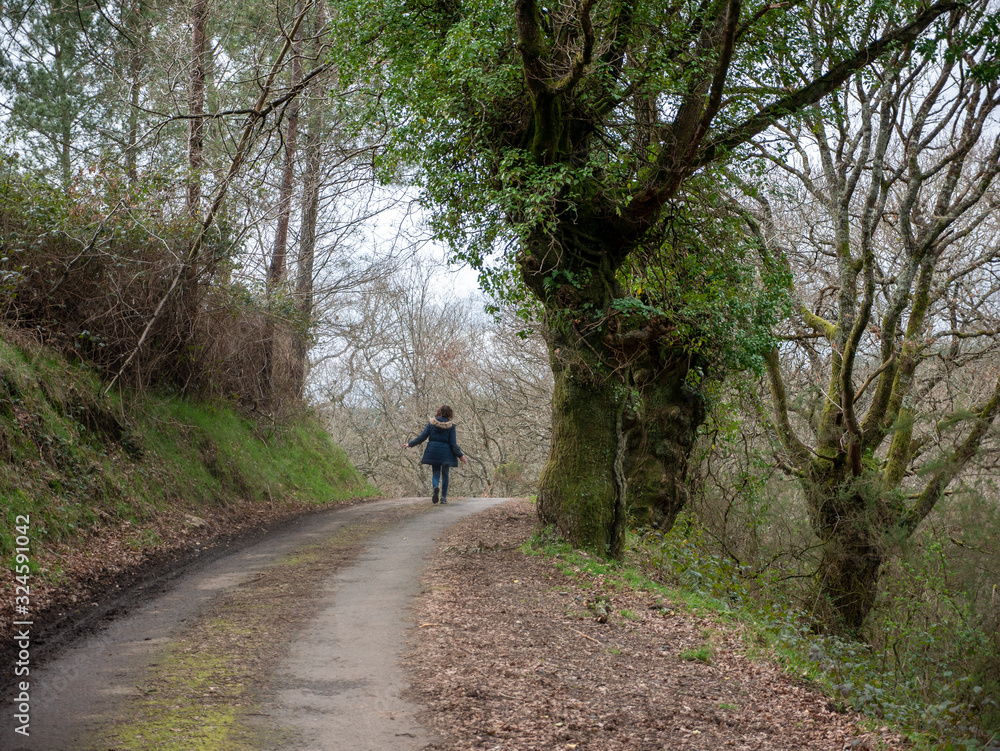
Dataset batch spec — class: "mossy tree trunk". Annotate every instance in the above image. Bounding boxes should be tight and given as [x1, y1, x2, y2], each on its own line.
[754, 32, 1000, 630]
[519, 224, 633, 554]
[802, 458, 894, 632]
[538, 330, 627, 554]
[290, 2, 329, 399]
[627, 358, 707, 532]
[813, 511, 885, 633]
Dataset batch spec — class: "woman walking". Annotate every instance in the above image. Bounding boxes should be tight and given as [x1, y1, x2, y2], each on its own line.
[403, 405, 467, 504]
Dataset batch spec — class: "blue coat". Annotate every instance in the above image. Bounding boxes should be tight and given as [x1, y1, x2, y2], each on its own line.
[408, 418, 464, 467]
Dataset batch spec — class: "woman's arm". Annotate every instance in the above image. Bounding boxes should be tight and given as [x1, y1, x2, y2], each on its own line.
[403, 423, 431, 448]
[449, 426, 467, 463]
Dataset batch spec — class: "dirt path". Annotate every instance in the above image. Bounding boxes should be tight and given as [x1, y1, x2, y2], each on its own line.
[7, 497, 508, 751]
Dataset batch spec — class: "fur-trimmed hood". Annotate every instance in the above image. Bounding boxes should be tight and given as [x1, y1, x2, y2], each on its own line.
[430, 417, 454, 429]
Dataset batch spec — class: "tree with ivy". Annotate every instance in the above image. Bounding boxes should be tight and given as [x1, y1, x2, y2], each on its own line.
[618, 188, 792, 534]
[334, 0, 959, 554]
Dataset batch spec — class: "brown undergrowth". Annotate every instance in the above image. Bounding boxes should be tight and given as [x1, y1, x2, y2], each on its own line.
[404, 500, 909, 750]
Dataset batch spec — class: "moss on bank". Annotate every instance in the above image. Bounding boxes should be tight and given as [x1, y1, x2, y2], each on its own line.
[0, 330, 376, 575]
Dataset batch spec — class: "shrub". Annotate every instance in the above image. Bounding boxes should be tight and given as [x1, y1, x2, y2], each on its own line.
[0, 162, 300, 405]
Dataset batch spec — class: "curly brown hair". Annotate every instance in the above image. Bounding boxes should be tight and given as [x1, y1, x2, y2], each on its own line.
[435, 404, 454, 420]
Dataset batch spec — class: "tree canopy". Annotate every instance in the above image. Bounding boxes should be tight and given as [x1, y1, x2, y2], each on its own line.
[334, 0, 960, 262]
[331, 0, 967, 553]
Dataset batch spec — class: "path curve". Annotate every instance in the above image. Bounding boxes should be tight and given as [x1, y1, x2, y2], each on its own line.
[12, 496, 511, 751]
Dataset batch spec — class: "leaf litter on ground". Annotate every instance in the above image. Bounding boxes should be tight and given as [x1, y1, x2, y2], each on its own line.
[403, 500, 909, 750]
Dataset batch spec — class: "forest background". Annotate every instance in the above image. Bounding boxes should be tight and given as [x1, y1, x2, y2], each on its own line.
[1, 0, 998, 746]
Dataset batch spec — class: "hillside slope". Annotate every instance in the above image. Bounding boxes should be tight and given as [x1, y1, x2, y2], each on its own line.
[0, 328, 376, 652]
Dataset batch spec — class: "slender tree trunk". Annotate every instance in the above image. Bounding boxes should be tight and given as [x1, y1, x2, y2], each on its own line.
[187, 0, 208, 218]
[176, 0, 209, 388]
[264, 2, 304, 400]
[268, 1, 303, 291]
[122, 0, 149, 185]
[290, 0, 329, 399]
[125, 72, 141, 183]
[51, 35, 72, 187]
[292, 96, 322, 398]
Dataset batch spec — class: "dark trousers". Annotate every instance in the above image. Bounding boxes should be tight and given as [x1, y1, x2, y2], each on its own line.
[431, 464, 450, 499]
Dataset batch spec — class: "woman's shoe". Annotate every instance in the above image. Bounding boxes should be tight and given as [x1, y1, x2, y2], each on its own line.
[432, 487, 440, 504]
[440, 498, 448, 504]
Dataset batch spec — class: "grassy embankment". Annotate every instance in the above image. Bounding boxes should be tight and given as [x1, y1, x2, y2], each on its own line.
[0, 330, 376, 608]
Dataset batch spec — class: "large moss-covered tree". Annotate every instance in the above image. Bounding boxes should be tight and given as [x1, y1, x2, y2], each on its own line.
[743, 6, 1000, 631]
[333, 0, 962, 553]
